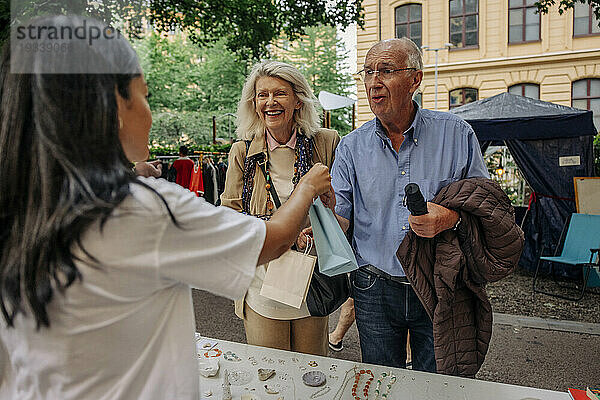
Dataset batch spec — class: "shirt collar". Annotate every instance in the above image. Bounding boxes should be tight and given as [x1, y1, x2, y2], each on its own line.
[374, 101, 422, 147]
[266, 129, 297, 151]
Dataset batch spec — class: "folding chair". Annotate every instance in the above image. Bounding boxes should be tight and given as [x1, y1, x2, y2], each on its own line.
[533, 213, 600, 301]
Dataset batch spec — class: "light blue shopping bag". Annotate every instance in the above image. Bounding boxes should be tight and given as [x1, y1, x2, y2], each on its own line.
[308, 198, 358, 277]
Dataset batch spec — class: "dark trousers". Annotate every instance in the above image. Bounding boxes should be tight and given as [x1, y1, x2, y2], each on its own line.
[351, 267, 436, 372]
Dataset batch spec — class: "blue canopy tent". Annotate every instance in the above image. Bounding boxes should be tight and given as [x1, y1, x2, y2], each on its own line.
[451, 92, 597, 276]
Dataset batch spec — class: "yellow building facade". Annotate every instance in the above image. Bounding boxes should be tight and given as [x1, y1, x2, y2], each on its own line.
[355, 0, 600, 129]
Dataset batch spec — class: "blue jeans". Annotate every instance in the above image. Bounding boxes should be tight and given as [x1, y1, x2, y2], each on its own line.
[351, 268, 436, 372]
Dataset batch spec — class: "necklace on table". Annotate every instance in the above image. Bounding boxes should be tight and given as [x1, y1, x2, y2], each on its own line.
[332, 365, 358, 400]
[309, 385, 331, 399]
[352, 368, 374, 400]
[373, 372, 397, 399]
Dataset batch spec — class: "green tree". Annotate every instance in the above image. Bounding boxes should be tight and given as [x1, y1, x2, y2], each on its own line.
[2, 0, 364, 58]
[133, 33, 248, 148]
[275, 25, 355, 135]
[535, 0, 600, 24]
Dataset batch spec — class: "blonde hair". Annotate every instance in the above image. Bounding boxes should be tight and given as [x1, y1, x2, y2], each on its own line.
[236, 60, 321, 140]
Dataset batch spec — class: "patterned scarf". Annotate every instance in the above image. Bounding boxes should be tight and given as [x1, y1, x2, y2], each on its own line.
[241, 133, 314, 216]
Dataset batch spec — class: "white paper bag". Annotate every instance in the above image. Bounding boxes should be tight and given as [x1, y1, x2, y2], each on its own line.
[260, 240, 316, 309]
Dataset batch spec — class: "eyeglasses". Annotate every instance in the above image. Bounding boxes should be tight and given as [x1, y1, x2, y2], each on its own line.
[356, 68, 417, 81]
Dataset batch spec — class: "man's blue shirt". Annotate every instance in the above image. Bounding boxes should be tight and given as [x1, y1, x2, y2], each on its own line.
[331, 106, 490, 277]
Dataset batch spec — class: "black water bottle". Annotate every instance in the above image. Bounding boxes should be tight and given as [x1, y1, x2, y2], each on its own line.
[404, 183, 428, 216]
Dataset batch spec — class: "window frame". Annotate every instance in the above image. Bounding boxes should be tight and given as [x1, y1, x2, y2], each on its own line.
[573, 3, 600, 37]
[394, 3, 423, 48]
[572, 78, 600, 131]
[508, 83, 540, 99]
[508, 0, 541, 44]
[449, 87, 478, 109]
[572, 78, 599, 110]
[449, 0, 479, 48]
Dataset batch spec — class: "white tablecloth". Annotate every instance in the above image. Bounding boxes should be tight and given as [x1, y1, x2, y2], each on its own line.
[195, 334, 569, 400]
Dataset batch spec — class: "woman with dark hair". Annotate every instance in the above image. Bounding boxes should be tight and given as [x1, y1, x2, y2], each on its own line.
[0, 16, 333, 400]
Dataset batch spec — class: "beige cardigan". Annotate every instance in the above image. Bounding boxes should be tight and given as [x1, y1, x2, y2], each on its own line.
[220, 128, 340, 318]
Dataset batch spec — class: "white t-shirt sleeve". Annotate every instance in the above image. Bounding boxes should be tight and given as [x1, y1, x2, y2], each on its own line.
[155, 186, 265, 300]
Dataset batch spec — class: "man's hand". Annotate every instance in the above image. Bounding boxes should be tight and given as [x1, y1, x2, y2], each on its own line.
[134, 160, 162, 178]
[319, 186, 336, 211]
[408, 202, 459, 238]
[296, 227, 313, 251]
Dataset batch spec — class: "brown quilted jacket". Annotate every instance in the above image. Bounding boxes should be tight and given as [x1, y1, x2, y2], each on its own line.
[396, 178, 524, 377]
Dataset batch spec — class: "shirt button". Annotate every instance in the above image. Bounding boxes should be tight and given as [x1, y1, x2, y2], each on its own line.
[401, 171, 406, 175]
[414, 139, 418, 143]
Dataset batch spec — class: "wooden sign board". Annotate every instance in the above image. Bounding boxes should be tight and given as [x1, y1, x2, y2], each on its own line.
[574, 177, 600, 215]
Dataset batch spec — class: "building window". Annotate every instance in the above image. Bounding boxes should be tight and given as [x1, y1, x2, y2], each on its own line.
[508, 0, 540, 43]
[449, 88, 478, 109]
[574, 3, 600, 36]
[395, 4, 422, 47]
[572, 79, 600, 131]
[449, 0, 478, 47]
[508, 83, 540, 99]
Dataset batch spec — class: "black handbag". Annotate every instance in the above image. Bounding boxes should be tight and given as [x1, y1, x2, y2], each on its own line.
[306, 206, 354, 317]
[306, 264, 350, 317]
[256, 158, 350, 316]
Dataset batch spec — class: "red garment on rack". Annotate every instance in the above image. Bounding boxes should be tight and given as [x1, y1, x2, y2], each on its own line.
[188, 164, 204, 197]
[172, 158, 195, 189]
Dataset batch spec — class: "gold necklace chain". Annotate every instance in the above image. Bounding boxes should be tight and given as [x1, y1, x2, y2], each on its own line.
[332, 365, 358, 400]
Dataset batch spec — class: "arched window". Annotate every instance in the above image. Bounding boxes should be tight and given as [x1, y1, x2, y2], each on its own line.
[508, 83, 539, 99]
[395, 4, 422, 47]
[449, 0, 479, 47]
[574, 2, 600, 36]
[572, 78, 600, 131]
[449, 88, 477, 109]
[508, 0, 540, 43]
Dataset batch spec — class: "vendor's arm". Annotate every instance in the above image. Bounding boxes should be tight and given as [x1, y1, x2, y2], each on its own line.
[408, 202, 459, 238]
[258, 163, 332, 265]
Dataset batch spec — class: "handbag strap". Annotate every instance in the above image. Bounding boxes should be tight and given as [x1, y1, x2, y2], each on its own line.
[257, 159, 282, 209]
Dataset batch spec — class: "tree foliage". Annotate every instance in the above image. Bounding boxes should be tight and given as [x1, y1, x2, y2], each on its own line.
[535, 0, 600, 23]
[3, 0, 364, 58]
[275, 25, 355, 135]
[133, 33, 247, 147]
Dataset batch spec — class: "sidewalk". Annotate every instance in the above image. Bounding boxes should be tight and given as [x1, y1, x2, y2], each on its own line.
[192, 289, 600, 393]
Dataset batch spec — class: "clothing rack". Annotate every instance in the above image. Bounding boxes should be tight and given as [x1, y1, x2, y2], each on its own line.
[156, 155, 201, 160]
[193, 151, 229, 156]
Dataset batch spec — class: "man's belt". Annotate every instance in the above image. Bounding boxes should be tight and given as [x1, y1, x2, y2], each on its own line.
[361, 264, 410, 285]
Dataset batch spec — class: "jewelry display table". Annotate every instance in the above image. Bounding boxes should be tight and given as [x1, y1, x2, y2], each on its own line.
[196, 334, 569, 400]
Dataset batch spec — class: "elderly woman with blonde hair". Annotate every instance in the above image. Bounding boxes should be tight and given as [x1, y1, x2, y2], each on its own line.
[221, 60, 340, 355]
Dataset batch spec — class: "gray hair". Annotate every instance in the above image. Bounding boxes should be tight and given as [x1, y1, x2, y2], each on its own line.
[401, 38, 423, 70]
[236, 60, 321, 140]
[368, 38, 423, 70]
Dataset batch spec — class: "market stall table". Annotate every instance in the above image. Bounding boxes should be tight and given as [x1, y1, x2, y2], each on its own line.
[195, 334, 569, 400]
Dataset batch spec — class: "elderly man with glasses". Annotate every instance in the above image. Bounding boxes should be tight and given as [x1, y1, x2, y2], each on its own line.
[330, 38, 489, 372]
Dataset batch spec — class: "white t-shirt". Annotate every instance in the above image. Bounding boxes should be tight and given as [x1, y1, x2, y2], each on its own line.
[0, 177, 265, 400]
